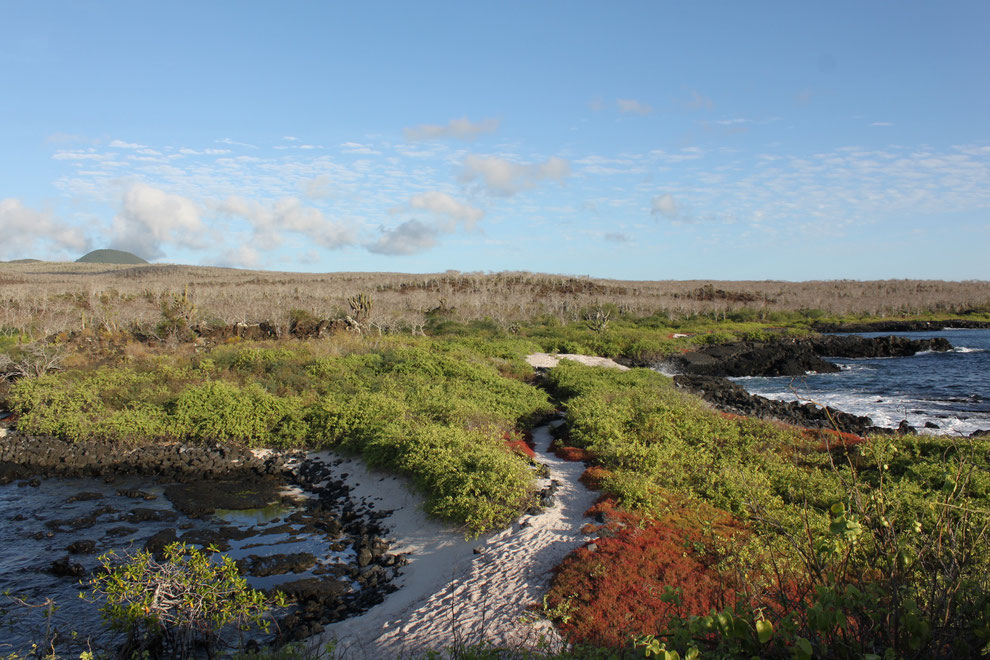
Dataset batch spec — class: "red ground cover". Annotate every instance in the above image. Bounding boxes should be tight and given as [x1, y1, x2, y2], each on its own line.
[503, 429, 536, 459]
[802, 427, 866, 451]
[546, 497, 746, 647]
[553, 444, 593, 462]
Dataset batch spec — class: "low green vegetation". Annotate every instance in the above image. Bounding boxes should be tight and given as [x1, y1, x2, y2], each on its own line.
[3, 304, 990, 657]
[545, 361, 840, 519]
[544, 361, 990, 658]
[7, 337, 551, 534]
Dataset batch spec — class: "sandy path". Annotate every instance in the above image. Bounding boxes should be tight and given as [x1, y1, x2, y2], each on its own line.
[525, 353, 629, 371]
[313, 423, 598, 658]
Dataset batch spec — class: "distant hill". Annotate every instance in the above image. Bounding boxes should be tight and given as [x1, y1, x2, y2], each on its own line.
[4, 258, 42, 264]
[76, 249, 148, 265]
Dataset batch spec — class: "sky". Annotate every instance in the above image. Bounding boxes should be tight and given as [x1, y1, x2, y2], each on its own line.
[1, 1, 988, 281]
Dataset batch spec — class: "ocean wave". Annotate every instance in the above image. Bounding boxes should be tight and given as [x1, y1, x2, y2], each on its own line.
[952, 346, 986, 353]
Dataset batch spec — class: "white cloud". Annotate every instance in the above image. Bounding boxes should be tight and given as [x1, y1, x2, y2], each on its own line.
[651, 194, 680, 219]
[404, 117, 500, 141]
[371, 191, 483, 256]
[871, 121, 894, 127]
[406, 191, 484, 229]
[217, 244, 262, 269]
[0, 198, 89, 259]
[108, 140, 147, 149]
[216, 137, 257, 149]
[111, 184, 205, 260]
[218, 196, 356, 250]
[367, 219, 438, 255]
[617, 98, 652, 115]
[53, 150, 106, 161]
[340, 142, 380, 155]
[304, 175, 335, 199]
[178, 147, 231, 156]
[459, 155, 571, 196]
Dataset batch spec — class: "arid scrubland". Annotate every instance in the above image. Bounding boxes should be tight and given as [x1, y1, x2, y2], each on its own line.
[1, 261, 988, 337]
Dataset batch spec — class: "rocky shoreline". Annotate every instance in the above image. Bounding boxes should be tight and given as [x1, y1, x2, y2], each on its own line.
[660, 334, 952, 379]
[0, 431, 405, 647]
[662, 334, 955, 435]
[811, 319, 990, 333]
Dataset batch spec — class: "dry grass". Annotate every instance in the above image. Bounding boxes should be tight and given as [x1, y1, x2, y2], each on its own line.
[1, 261, 988, 337]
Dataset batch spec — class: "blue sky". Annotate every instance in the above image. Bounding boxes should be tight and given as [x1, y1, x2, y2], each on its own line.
[2, 1, 988, 280]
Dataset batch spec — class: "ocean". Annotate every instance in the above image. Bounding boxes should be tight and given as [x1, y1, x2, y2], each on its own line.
[731, 329, 990, 436]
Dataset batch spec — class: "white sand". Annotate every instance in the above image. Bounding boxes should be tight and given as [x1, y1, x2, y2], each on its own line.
[525, 352, 629, 371]
[312, 424, 598, 658]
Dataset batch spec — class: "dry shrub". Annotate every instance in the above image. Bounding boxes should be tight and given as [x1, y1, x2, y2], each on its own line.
[2, 261, 987, 337]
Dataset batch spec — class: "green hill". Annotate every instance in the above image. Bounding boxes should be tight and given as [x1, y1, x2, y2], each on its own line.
[4, 258, 42, 264]
[76, 249, 148, 265]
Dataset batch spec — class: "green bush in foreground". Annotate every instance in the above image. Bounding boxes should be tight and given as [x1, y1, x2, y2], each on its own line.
[87, 542, 283, 658]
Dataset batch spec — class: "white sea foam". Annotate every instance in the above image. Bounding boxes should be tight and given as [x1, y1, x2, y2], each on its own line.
[744, 386, 990, 436]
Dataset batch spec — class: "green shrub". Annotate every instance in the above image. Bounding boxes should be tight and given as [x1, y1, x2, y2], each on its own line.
[170, 380, 304, 446]
[88, 542, 282, 657]
[8, 338, 552, 532]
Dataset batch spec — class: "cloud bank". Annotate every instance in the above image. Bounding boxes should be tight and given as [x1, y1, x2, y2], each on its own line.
[218, 196, 356, 250]
[111, 184, 205, 260]
[0, 198, 89, 259]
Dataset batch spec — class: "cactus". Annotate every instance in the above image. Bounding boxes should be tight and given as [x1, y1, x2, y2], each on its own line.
[347, 292, 373, 322]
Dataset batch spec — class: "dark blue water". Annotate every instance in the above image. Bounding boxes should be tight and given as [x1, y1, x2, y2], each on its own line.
[734, 329, 990, 435]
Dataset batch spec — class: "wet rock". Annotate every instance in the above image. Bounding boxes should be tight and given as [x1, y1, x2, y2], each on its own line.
[164, 477, 282, 517]
[117, 488, 157, 500]
[898, 420, 917, 435]
[674, 374, 878, 436]
[813, 320, 990, 333]
[144, 529, 177, 557]
[67, 539, 97, 554]
[177, 526, 251, 551]
[275, 577, 351, 604]
[237, 553, 317, 578]
[50, 556, 85, 578]
[105, 526, 138, 537]
[127, 508, 177, 524]
[660, 336, 953, 378]
[66, 492, 104, 503]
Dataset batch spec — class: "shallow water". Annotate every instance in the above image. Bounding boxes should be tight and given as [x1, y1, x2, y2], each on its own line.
[732, 329, 990, 435]
[0, 473, 351, 654]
